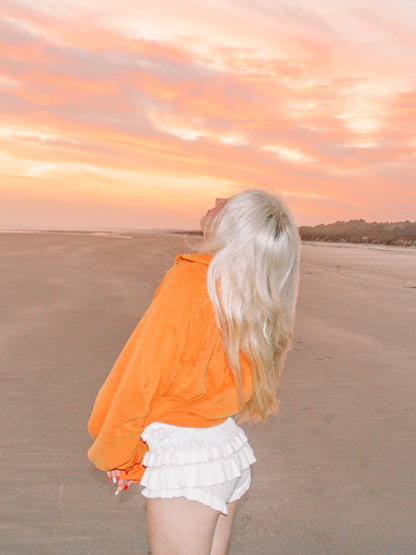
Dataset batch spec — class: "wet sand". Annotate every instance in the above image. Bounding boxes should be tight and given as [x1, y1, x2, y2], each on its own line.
[1, 232, 415, 554]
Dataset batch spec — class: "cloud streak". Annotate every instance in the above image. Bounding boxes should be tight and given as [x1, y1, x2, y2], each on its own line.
[1, 0, 415, 228]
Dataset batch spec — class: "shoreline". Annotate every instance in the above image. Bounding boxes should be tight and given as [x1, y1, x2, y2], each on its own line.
[301, 239, 416, 253]
[2, 229, 415, 253]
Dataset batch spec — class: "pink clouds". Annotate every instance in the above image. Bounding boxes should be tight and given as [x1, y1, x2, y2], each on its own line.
[0, 0, 415, 229]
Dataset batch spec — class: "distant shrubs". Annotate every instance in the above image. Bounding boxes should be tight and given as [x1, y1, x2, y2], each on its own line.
[299, 219, 416, 247]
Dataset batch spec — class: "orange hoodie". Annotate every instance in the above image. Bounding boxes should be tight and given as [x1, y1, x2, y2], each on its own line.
[87, 254, 253, 481]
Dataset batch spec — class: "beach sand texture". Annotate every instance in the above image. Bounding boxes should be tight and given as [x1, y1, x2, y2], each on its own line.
[1, 232, 415, 554]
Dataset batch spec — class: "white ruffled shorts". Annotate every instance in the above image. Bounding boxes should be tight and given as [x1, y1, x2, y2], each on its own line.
[139, 417, 256, 515]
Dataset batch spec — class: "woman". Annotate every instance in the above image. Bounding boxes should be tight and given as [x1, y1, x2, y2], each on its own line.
[88, 189, 300, 554]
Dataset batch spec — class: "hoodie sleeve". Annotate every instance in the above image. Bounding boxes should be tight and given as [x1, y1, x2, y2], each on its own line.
[87, 262, 194, 479]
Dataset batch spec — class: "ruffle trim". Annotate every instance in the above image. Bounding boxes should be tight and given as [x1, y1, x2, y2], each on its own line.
[141, 442, 255, 491]
[141, 427, 252, 467]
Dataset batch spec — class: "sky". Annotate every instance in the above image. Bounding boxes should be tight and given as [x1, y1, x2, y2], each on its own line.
[1, 0, 415, 230]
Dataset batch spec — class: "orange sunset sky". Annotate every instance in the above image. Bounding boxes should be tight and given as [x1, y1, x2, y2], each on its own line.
[1, 0, 415, 230]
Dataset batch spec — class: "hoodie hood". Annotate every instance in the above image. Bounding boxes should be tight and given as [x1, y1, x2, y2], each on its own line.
[174, 253, 213, 266]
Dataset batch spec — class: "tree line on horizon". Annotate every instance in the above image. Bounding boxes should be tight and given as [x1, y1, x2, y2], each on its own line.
[299, 219, 416, 247]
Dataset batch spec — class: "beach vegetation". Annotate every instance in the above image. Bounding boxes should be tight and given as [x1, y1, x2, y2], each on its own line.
[299, 220, 416, 246]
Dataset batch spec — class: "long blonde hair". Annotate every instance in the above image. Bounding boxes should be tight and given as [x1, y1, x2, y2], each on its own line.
[202, 189, 300, 421]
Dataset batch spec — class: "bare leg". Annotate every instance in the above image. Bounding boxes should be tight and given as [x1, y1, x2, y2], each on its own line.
[210, 500, 239, 555]
[147, 497, 220, 555]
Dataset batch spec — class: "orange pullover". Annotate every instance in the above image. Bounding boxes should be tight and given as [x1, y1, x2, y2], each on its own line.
[87, 254, 253, 481]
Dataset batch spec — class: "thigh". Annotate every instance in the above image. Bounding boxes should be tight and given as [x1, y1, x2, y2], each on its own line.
[147, 497, 221, 555]
[210, 500, 239, 555]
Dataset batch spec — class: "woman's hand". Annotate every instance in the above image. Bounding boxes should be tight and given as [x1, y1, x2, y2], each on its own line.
[106, 469, 134, 496]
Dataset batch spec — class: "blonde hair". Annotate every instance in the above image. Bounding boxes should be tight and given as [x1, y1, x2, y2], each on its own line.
[202, 189, 300, 421]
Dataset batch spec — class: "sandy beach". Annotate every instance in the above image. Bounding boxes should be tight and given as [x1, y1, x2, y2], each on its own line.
[1, 231, 415, 554]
